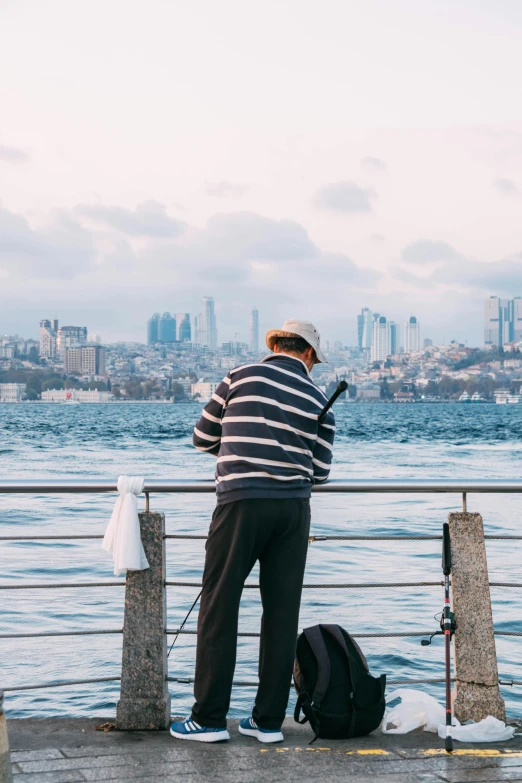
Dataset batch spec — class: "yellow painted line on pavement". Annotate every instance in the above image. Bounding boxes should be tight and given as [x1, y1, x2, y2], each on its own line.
[420, 749, 522, 757]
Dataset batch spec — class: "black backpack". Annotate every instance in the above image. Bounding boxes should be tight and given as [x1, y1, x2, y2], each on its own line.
[293, 624, 386, 740]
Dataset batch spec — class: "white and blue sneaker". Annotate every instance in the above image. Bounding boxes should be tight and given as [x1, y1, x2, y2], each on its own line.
[170, 718, 230, 743]
[238, 717, 284, 743]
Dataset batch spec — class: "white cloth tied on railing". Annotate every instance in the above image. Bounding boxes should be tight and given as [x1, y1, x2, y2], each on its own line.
[102, 476, 149, 576]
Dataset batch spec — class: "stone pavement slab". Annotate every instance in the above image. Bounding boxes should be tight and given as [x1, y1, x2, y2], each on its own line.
[6, 717, 522, 782]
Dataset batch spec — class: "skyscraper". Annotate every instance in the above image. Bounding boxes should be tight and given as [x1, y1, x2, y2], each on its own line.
[175, 313, 191, 342]
[158, 312, 177, 343]
[483, 297, 522, 346]
[389, 322, 399, 355]
[371, 317, 390, 362]
[147, 313, 160, 345]
[39, 319, 58, 358]
[249, 308, 259, 354]
[404, 316, 421, 353]
[513, 298, 522, 343]
[57, 326, 87, 357]
[357, 308, 373, 349]
[195, 297, 218, 349]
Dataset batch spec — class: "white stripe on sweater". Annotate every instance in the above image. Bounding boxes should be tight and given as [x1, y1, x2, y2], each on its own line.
[223, 415, 316, 441]
[230, 361, 327, 401]
[321, 422, 336, 431]
[312, 456, 331, 470]
[194, 426, 221, 442]
[316, 436, 333, 451]
[221, 435, 312, 456]
[227, 395, 319, 421]
[229, 375, 323, 409]
[202, 409, 222, 424]
[194, 442, 220, 453]
[216, 471, 306, 484]
[212, 393, 226, 406]
[217, 455, 313, 474]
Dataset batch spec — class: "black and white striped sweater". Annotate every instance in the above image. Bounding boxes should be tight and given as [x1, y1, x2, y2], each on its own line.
[193, 353, 335, 505]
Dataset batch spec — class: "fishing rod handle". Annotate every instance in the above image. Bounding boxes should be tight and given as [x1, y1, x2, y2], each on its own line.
[318, 380, 348, 423]
[442, 522, 452, 576]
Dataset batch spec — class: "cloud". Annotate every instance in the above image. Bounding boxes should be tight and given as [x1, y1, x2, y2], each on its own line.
[0, 206, 94, 278]
[402, 240, 462, 264]
[431, 258, 522, 293]
[0, 144, 29, 163]
[370, 233, 386, 241]
[361, 156, 386, 172]
[75, 200, 186, 237]
[206, 180, 250, 198]
[314, 180, 376, 213]
[493, 177, 519, 196]
[0, 201, 381, 343]
[198, 211, 318, 262]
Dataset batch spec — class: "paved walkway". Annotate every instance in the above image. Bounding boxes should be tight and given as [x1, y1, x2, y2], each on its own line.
[6, 717, 522, 782]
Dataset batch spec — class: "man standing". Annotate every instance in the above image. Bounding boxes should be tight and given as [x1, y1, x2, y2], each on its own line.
[170, 319, 335, 743]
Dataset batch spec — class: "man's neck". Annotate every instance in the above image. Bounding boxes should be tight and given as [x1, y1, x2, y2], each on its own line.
[263, 352, 310, 375]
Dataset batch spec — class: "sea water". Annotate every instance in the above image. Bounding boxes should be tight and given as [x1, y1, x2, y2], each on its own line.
[1, 402, 522, 719]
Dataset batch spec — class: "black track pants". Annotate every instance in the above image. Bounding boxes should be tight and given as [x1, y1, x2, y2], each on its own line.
[190, 497, 311, 730]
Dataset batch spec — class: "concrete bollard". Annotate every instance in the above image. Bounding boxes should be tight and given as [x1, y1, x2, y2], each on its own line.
[116, 512, 171, 730]
[0, 691, 14, 783]
[448, 512, 505, 722]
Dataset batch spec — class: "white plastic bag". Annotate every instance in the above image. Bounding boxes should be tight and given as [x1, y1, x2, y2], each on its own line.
[382, 689, 445, 734]
[440, 716, 515, 743]
[382, 689, 515, 743]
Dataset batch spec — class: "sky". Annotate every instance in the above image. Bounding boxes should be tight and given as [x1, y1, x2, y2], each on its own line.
[1, 0, 522, 346]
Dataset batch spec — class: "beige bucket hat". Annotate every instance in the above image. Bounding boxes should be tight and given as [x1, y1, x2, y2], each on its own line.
[265, 318, 327, 364]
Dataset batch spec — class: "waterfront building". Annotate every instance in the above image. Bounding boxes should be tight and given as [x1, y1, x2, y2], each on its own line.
[39, 319, 58, 358]
[158, 312, 177, 343]
[249, 308, 259, 354]
[57, 325, 87, 357]
[190, 381, 220, 402]
[64, 344, 106, 376]
[0, 383, 26, 402]
[195, 297, 217, 349]
[147, 313, 160, 345]
[371, 317, 390, 362]
[88, 334, 102, 343]
[404, 316, 421, 353]
[357, 308, 373, 349]
[356, 383, 380, 400]
[41, 389, 114, 403]
[175, 313, 191, 342]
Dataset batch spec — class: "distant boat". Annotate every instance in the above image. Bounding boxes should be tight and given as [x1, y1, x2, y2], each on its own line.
[458, 391, 470, 402]
[471, 392, 484, 402]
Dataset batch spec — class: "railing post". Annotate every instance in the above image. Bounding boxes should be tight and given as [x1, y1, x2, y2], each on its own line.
[0, 691, 14, 783]
[448, 512, 505, 722]
[116, 512, 171, 730]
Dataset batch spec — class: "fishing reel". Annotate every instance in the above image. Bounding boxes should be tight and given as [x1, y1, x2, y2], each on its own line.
[421, 612, 456, 646]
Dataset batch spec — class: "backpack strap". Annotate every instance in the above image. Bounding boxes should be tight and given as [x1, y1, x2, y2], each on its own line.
[320, 625, 362, 738]
[293, 626, 332, 741]
[303, 625, 331, 711]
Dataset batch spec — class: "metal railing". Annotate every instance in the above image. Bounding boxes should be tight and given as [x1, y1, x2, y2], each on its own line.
[2, 478, 522, 706]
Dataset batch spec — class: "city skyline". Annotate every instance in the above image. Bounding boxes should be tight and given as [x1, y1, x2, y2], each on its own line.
[1, 1, 522, 346]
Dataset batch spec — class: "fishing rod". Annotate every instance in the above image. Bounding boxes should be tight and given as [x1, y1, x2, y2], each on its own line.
[421, 523, 456, 752]
[441, 521, 455, 753]
[319, 380, 348, 423]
